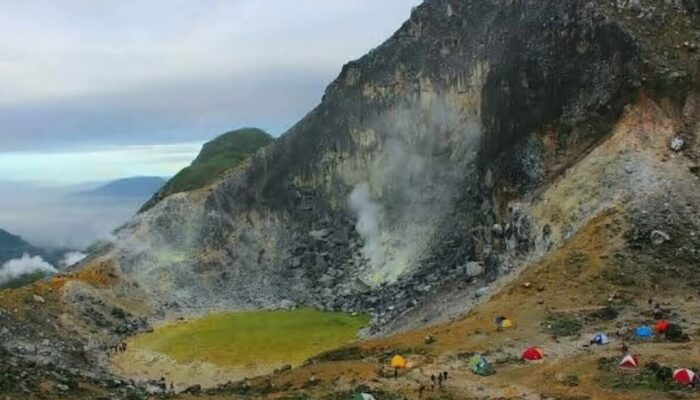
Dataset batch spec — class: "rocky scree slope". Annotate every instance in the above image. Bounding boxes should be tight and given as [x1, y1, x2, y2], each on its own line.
[93, 0, 700, 334]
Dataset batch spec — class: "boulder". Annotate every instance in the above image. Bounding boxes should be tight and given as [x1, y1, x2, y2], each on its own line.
[670, 136, 685, 152]
[465, 262, 484, 278]
[650, 230, 670, 245]
[309, 229, 330, 240]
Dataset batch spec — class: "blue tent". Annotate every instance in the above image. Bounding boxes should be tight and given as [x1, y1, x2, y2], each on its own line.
[635, 326, 653, 338]
[591, 333, 610, 345]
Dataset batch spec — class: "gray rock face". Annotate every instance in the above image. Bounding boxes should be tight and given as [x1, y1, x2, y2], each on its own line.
[96, 0, 699, 334]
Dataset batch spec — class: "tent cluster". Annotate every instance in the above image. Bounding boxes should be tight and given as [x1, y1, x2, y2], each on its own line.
[384, 312, 693, 388]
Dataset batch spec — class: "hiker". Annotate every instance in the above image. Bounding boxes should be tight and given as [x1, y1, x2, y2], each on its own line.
[170, 382, 175, 393]
[394, 368, 398, 380]
[620, 342, 629, 354]
[443, 371, 448, 381]
[648, 298, 653, 306]
[430, 374, 436, 385]
[438, 373, 443, 386]
[418, 384, 425, 398]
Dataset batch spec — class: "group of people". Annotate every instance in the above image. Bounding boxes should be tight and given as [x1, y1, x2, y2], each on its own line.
[417, 371, 449, 397]
[108, 341, 127, 354]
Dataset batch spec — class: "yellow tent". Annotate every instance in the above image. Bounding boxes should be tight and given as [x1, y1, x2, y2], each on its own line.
[390, 355, 407, 369]
[500, 319, 513, 328]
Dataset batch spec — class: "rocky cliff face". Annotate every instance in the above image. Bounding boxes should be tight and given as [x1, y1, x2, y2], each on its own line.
[74, 0, 700, 336]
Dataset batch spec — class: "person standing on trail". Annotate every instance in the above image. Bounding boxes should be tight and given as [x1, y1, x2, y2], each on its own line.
[394, 367, 398, 380]
[438, 373, 443, 387]
[418, 384, 425, 398]
[443, 371, 448, 381]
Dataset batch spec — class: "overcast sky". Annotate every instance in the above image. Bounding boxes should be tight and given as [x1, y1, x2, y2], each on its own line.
[0, 0, 420, 183]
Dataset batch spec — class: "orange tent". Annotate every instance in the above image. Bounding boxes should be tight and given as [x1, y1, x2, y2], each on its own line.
[521, 347, 544, 361]
[390, 355, 407, 369]
[655, 320, 670, 333]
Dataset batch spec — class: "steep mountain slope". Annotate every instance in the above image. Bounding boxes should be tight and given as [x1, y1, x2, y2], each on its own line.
[141, 127, 273, 211]
[1, 0, 699, 397]
[99, 0, 698, 333]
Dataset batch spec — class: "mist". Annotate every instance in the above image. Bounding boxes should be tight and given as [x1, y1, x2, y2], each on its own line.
[0, 253, 57, 285]
[348, 183, 384, 270]
[0, 181, 147, 249]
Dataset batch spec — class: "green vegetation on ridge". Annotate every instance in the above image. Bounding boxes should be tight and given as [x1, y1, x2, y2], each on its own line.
[142, 128, 273, 210]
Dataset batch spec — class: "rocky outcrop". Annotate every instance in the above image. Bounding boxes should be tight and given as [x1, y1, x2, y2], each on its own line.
[83, 0, 700, 335]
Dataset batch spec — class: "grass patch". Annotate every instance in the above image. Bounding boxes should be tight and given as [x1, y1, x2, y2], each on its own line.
[542, 312, 583, 337]
[589, 305, 619, 321]
[131, 308, 369, 367]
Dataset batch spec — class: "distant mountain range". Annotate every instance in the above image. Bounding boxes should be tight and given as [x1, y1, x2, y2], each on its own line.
[76, 176, 167, 198]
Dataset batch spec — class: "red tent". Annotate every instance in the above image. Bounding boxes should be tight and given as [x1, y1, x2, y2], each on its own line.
[673, 368, 697, 385]
[521, 347, 544, 361]
[619, 354, 639, 369]
[655, 320, 670, 333]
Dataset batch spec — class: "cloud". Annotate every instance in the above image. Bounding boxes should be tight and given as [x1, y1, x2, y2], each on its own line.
[60, 251, 87, 267]
[0, 254, 57, 286]
[0, 181, 150, 249]
[0, 0, 421, 152]
[0, 143, 201, 183]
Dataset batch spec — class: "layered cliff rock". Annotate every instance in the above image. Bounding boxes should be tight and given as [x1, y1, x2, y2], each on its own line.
[88, 0, 700, 335]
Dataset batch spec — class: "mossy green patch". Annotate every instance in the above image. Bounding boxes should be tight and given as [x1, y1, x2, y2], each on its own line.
[139, 127, 273, 212]
[131, 308, 369, 367]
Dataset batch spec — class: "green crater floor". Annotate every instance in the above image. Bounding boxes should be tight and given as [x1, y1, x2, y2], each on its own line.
[131, 308, 370, 367]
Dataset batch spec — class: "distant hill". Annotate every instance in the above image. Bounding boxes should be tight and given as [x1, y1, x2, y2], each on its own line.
[77, 176, 166, 198]
[140, 128, 273, 211]
[0, 228, 35, 265]
[0, 228, 71, 267]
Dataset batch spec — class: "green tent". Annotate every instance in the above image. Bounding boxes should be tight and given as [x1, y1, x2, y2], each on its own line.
[468, 354, 486, 369]
[473, 362, 496, 376]
[468, 354, 496, 376]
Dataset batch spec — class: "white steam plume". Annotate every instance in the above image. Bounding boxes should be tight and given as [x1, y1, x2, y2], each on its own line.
[349, 182, 384, 269]
[61, 251, 87, 267]
[0, 254, 57, 285]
